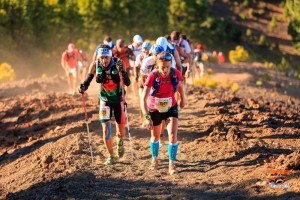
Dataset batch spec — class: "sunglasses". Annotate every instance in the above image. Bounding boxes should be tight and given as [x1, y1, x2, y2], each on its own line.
[158, 54, 172, 61]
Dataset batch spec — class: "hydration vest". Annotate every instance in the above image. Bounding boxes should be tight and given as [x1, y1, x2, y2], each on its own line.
[65, 51, 76, 61]
[194, 51, 203, 62]
[150, 68, 179, 96]
[96, 58, 122, 95]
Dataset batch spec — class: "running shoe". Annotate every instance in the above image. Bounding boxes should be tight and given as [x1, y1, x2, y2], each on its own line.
[104, 156, 115, 165]
[150, 158, 158, 170]
[169, 161, 177, 175]
[116, 138, 124, 158]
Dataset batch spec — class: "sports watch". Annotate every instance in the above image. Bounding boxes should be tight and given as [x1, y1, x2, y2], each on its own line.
[144, 114, 151, 120]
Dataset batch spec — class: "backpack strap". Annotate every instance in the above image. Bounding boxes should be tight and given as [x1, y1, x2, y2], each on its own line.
[170, 68, 178, 93]
[150, 68, 178, 96]
[150, 69, 160, 96]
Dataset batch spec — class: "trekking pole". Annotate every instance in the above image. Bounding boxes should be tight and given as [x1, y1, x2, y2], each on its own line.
[118, 66, 134, 161]
[124, 102, 134, 161]
[81, 93, 94, 164]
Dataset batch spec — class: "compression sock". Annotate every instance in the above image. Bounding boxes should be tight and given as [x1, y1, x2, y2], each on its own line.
[150, 140, 160, 158]
[105, 122, 112, 140]
[168, 142, 178, 161]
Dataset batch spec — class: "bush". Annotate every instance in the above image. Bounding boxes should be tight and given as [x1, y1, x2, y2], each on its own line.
[263, 73, 272, 81]
[229, 45, 249, 64]
[246, 28, 252, 37]
[248, 8, 253, 18]
[279, 57, 290, 70]
[258, 34, 267, 46]
[269, 17, 278, 32]
[0, 63, 16, 83]
[239, 13, 246, 20]
[230, 82, 239, 93]
[193, 76, 217, 89]
[264, 62, 274, 68]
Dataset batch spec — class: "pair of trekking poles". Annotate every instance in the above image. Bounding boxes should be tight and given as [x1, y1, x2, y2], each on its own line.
[80, 72, 134, 164]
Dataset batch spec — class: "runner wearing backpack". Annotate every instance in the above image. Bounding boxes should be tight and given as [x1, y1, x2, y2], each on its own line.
[61, 43, 82, 94]
[79, 44, 131, 165]
[155, 37, 182, 72]
[170, 31, 191, 79]
[194, 44, 205, 78]
[112, 39, 134, 74]
[128, 35, 143, 69]
[140, 51, 185, 175]
[134, 42, 152, 114]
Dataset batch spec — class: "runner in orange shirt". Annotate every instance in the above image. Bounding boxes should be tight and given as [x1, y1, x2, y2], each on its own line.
[61, 43, 82, 94]
[112, 39, 134, 74]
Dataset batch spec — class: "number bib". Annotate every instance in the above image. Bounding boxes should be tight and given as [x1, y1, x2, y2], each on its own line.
[99, 106, 110, 120]
[155, 97, 172, 113]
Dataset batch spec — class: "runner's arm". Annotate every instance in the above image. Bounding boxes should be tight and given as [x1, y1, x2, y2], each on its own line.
[61, 53, 67, 71]
[174, 50, 182, 72]
[177, 81, 186, 109]
[79, 61, 96, 93]
[141, 86, 150, 115]
[140, 74, 147, 86]
[88, 61, 96, 74]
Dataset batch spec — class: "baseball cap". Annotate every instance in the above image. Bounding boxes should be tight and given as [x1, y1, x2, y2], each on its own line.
[133, 35, 143, 44]
[155, 37, 173, 51]
[152, 44, 164, 55]
[142, 42, 152, 51]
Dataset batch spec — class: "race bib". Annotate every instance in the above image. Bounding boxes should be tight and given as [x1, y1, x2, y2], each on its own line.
[155, 97, 172, 113]
[99, 106, 110, 120]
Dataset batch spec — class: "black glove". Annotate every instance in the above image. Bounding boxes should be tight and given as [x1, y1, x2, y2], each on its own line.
[78, 73, 94, 94]
[116, 59, 124, 72]
[96, 73, 106, 83]
[78, 83, 86, 94]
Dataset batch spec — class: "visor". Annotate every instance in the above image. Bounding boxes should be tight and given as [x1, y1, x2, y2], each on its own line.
[97, 47, 112, 58]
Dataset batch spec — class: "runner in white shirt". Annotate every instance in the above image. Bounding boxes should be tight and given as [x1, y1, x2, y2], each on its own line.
[134, 42, 152, 115]
[128, 35, 143, 69]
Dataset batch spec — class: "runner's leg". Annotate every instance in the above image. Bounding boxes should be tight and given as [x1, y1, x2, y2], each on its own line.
[102, 121, 114, 156]
[114, 102, 126, 158]
[167, 117, 179, 174]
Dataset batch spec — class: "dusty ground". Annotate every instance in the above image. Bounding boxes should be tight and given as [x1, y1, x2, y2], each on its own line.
[0, 62, 299, 199]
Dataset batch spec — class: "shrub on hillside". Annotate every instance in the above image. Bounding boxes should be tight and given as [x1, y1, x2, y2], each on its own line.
[269, 17, 278, 32]
[0, 63, 16, 83]
[229, 45, 249, 64]
[258, 34, 267, 46]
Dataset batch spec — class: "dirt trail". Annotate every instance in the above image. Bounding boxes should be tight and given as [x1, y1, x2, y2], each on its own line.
[0, 63, 299, 199]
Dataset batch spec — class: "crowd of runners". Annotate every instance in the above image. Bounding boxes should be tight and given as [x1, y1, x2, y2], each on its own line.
[62, 32, 210, 175]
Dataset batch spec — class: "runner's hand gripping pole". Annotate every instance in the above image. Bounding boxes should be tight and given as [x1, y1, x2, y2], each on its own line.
[117, 60, 134, 161]
[81, 93, 94, 164]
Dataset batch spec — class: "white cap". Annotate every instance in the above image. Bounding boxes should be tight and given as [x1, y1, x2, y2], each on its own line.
[155, 37, 173, 51]
[133, 35, 143, 43]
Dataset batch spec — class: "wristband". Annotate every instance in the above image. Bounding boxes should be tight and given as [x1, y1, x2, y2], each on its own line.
[144, 114, 151, 120]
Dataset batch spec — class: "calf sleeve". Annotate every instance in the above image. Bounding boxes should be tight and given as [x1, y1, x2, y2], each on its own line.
[168, 142, 178, 161]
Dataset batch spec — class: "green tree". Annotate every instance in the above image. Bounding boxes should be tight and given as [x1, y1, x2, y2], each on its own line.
[284, 0, 300, 49]
[168, 0, 209, 38]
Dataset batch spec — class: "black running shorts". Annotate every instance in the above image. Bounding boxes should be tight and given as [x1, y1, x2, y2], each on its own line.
[149, 104, 178, 126]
